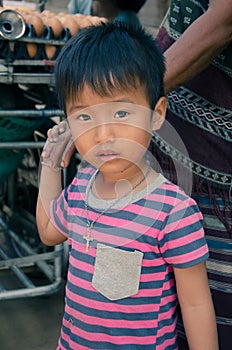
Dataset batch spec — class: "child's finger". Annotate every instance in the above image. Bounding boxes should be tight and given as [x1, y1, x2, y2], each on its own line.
[58, 120, 67, 134]
[61, 138, 76, 168]
[41, 138, 54, 159]
[41, 121, 72, 169]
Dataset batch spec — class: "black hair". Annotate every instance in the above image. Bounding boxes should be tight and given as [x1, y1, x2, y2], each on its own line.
[55, 21, 165, 114]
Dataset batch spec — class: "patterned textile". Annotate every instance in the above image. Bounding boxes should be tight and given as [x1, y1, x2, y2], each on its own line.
[51, 166, 208, 349]
[153, 1, 232, 348]
[164, 0, 232, 76]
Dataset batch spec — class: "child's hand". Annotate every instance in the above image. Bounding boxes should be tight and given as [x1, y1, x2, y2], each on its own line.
[41, 120, 75, 171]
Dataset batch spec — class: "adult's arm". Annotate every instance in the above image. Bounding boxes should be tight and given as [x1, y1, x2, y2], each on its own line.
[164, 0, 232, 93]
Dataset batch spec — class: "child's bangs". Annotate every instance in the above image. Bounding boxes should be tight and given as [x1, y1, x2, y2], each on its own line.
[69, 69, 140, 103]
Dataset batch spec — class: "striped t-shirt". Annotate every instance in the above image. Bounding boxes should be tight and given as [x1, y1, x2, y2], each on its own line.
[51, 166, 209, 350]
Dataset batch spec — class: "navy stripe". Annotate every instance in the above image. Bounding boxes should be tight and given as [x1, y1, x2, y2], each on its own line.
[52, 166, 209, 349]
[67, 280, 164, 306]
[66, 296, 160, 321]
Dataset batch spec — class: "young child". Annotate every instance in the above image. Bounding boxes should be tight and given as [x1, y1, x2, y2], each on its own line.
[36, 22, 218, 350]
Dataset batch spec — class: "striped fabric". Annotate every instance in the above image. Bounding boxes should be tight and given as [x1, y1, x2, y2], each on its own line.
[194, 193, 232, 346]
[51, 166, 209, 349]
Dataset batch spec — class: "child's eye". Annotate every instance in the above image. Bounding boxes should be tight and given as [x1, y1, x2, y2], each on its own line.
[76, 114, 91, 121]
[114, 110, 129, 119]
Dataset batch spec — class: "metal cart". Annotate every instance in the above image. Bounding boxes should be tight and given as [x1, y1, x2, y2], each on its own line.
[0, 3, 74, 300]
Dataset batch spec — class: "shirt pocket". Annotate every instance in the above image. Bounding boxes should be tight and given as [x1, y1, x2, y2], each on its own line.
[92, 243, 143, 301]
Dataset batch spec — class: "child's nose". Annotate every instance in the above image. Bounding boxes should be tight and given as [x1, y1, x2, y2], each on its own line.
[94, 122, 114, 143]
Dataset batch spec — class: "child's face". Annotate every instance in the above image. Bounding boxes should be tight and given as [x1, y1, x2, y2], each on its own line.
[66, 84, 166, 177]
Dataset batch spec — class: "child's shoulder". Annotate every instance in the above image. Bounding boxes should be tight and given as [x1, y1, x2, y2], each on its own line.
[154, 176, 198, 211]
[78, 164, 96, 177]
[68, 164, 96, 190]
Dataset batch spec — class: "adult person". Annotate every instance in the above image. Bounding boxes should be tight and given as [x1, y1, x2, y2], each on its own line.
[152, 0, 232, 348]
[91, 0, 146, 26]
[68, 0, 92, 15]
[68, 0, 147, 26]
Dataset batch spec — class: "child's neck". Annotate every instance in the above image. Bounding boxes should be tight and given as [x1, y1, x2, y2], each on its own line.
[92, 164, 157, 200]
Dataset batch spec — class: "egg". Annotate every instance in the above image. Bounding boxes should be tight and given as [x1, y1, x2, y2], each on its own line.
[45, 44, 57, 59]
[41, 9, 53, 17]
[50, 16, 63, 38]
[26, 14, 44, 37]
[41, 15, 63, 38]
[87, 16, 108, 25]
[26, 43, 38, 58]
[74, 14, 92, 28]
[59, 15, 79, 36]
[57, 12, 66, 17]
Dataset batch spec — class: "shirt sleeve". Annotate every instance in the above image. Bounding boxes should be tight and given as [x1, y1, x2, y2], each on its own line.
[50, 187, 69, 237]
[158, 196, 209, 268]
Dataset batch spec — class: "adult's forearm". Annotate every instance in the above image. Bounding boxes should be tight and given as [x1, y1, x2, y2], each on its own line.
[164, 1, 232, 93]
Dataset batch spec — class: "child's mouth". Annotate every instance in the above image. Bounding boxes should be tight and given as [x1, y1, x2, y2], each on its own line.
[97, 150, 120, 161]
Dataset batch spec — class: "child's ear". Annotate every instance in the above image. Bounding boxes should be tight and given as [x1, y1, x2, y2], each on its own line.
[152, 97, 167, 131]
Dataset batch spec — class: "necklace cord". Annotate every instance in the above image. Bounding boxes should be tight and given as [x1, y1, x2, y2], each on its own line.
[83, 165, 152, 251]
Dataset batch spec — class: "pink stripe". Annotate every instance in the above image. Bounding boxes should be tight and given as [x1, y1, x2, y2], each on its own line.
[88, 213, 152, 235]
[73, 178, 88, 186]
[169, 197, 196, 214]
[54, 195, 68, 220]
[140, 271, 169, 282]
[70, 167, 94, 180]
[126, 200, 169, 221]
[125, 202, 167, 220]
[124, 239, 161, 254]
[79, 167, 95, 175]
[134, 287, 176, 299]
[73, 221, 158, 248]
[58, 332, 89, 350]
[165, 212, 203, 233]
[67, 191, 85, 200]
[68, 264, 176, 299]
[56, 206, 67, 225]
[50, 202, 68, 237]
[69, 263, 94, 280]
[142, 258, 165, 267]
[68, 232, 160, 255]
[68, 271, 174, 300]
[157, 338, 177, 350]
[62, 318, 159, 346]
[161, 229, 205, 252]
[157, 323, 176, 338]
[68, 238, 162, 262]
[68, 274, 94, 293]
[59, 330, 70, 349]
[66, 289, 159, 313]
[85, 230, 133, 247]
[139, 284, 175, 300]
[65, 304, 159, 329]
[158, 305, 176, 320]
[167, 245, 208, 264]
